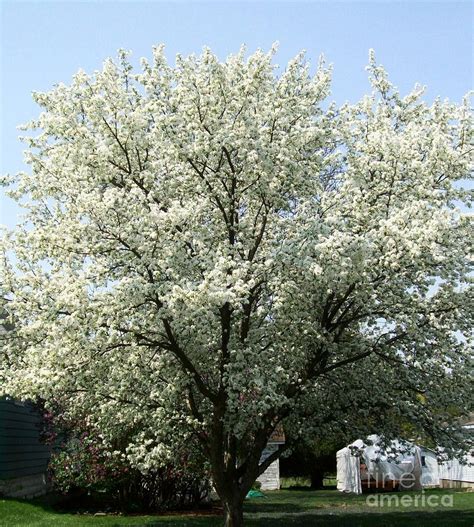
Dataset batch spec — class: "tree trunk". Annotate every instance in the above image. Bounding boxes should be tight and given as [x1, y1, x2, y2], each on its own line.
[310, 467, 324, 489]
[222, 496, 244, 527]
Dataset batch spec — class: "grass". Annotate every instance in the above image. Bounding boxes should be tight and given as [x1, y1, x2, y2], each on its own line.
[1, 488, 473, 526]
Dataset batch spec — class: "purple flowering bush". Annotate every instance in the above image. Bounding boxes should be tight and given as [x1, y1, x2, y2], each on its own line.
[47, 432, 129, 495]
[37, 402, 210, 512]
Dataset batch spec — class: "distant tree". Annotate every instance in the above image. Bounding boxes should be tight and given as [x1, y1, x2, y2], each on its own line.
[1, 46, 472, 526]
[280, 436, 340, 489]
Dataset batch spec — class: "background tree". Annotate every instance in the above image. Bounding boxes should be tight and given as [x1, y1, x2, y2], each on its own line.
[1, 46, 472, 526]
[280, 436, 340, 490]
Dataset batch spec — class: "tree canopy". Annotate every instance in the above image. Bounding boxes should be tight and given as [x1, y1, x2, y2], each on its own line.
[1, 46, 472, 526]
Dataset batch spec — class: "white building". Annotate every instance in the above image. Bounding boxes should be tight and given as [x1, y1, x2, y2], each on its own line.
[439, 416, 474, 488]
[256, 427, 285, 491]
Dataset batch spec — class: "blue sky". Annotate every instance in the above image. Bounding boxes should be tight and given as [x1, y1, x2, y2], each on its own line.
[1, 1, 472, 228]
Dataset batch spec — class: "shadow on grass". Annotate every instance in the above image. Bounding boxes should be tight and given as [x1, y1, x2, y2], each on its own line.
[279, 488, 338, 495]
[132, 509, 474, 527]
[2, 489, 473, 527]
[244, 491, 360, 514]
[244, 499, 308, 514]
[111, 520, 223, 527]
[244, 510, 474, 527]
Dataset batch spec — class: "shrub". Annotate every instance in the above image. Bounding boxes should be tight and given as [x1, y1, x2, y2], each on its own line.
[37, 401, 211, 512]
[48, 431, 210, 511]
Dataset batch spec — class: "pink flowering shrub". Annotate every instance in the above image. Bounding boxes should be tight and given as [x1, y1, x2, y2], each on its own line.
[37, 401, 210, 511]
[48, 432, 129, 495]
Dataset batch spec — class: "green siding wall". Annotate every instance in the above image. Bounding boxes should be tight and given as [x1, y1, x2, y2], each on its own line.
[0, 399, 51, 480]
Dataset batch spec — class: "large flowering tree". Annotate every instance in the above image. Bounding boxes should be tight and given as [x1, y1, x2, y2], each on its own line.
[1, 46, 472, 526]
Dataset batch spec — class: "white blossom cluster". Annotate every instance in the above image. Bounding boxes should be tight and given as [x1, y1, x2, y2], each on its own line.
[0, 46, 472, 490]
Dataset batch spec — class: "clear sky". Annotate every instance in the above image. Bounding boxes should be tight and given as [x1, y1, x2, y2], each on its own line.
[1, 1, 472, 228]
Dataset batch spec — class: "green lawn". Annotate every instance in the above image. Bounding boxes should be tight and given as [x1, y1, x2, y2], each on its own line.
[1, 488, 473, 526]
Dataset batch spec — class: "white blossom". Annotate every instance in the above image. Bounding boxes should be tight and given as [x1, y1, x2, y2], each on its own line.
[0, 46, 472, 525]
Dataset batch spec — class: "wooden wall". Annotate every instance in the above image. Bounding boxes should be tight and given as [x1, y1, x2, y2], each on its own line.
[0, 398, 51, 497]
[257, 443, 281, 491]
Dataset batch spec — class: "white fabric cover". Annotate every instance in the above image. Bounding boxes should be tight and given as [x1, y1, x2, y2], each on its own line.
[336, 445, 361, 493]
[336, 435, 427, 494]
